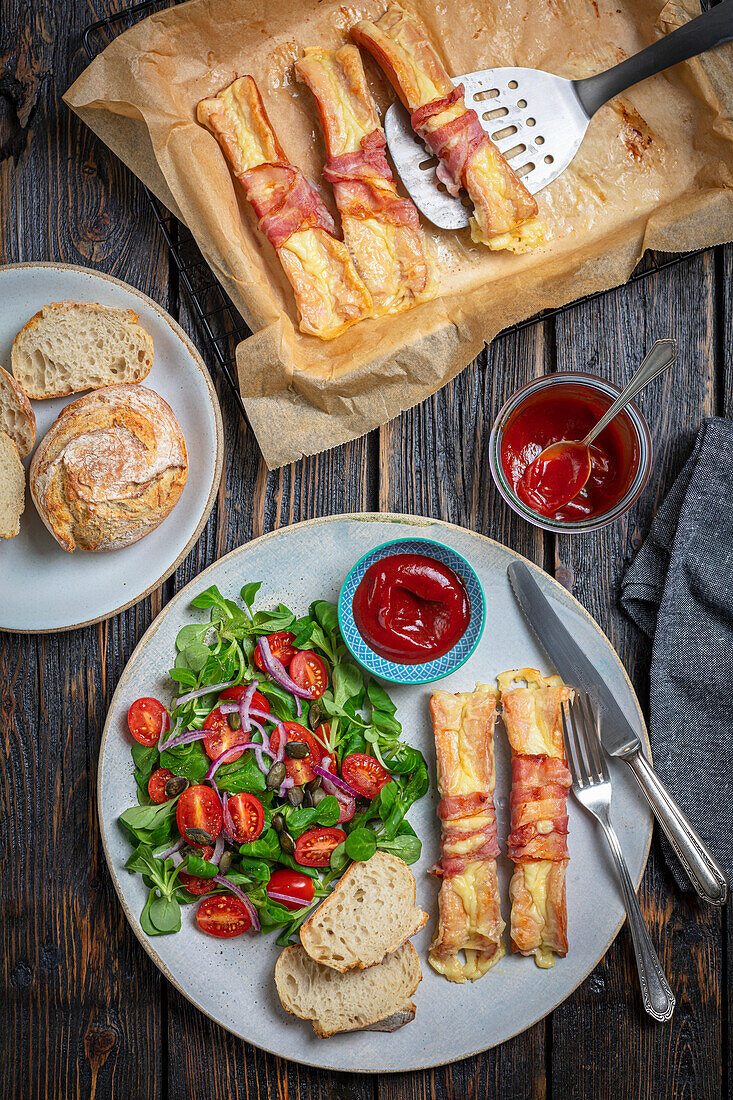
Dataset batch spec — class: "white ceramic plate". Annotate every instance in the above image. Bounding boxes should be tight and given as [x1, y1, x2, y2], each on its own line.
[99, 514, 652, 1072]
[0, 263, 223, 633]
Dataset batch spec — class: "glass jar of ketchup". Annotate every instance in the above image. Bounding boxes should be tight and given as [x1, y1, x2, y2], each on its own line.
[489, 373, 652, 533]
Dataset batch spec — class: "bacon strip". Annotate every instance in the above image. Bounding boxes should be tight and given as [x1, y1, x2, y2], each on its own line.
[240, 164, 336, 250]
[498, 669, 573, 968]
[197, 75, 372, 340]
[428, 684, 505, 983]
[352, 4, 541, 251]
[295, 45, 437, 315]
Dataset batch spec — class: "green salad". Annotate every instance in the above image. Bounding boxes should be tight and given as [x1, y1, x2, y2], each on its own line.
[120, 581, 429, 944]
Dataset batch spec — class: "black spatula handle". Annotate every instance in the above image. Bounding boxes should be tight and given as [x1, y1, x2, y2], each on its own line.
[574, 1, 733, 118]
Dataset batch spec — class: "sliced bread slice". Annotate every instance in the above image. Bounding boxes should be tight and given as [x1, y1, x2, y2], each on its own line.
[11, 301, 154, 399]
[275, 941, 421, 1037]
[0, 430, 25, 539]
[0, 365, 35, 458]
[300, 851, 428, 972]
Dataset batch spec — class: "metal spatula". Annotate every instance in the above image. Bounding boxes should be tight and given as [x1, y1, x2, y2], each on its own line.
[384, 1, 733, 229]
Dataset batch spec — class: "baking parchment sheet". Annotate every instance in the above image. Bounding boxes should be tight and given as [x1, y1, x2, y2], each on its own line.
[65, 0, 733, 467]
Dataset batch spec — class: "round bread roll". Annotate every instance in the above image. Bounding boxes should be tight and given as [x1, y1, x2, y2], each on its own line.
[30, 384, 188, 553]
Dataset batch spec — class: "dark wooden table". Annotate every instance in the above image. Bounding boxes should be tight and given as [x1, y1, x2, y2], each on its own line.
[1, 2, 730, 1098]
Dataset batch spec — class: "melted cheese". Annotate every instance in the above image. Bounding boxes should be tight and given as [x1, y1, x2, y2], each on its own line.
[429, 864, 506, 983]
[522, 861, 555, 969]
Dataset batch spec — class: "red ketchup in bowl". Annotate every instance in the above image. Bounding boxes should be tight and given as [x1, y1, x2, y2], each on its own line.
[352, 553, 470, 664]
[500, 389, 639, 522]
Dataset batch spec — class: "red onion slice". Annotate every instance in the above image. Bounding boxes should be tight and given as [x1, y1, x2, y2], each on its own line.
[205, 742, 250, 782]
[256, 637, 308, 714]
[267, 891, 310, 909]
[313, 764, 361, 800]
[212, 833, 225, 866]
[238, 680, 259, 733]
[278, 776, 294, 798]
[212, 875, 261, 933]
[175, 679, 237, 707]
[160, 727, 208, 750]
[158, 837, 184, 861]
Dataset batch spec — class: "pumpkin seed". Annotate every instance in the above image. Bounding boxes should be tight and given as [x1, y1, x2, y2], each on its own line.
[308, 701, 325, 729]
[287, 787, 304, 807]
[164, 775, 188, 798]
[266, 761, 287, 790]
[280, 830, 296, 856]
[218, 850, 233, 874]
[184, 827, 213, 846]
[311, 787, 327, 806]
[272, 812, 286, 834]
[302, 789, 314, 808]
[305, 776, 322, 794]
[227, 712, 242, 731]
[285, 740, 309, 759]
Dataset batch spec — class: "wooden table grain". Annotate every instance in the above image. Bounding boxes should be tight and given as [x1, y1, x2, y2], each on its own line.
[1, 3, 729, 1098]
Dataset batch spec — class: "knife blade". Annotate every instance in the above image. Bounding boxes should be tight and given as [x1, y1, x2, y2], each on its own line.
[507, 560, 641, 755]
[506, 559, 729, 905]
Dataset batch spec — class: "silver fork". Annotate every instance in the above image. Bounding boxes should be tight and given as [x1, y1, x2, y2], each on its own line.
[562, 693, 675, 1022]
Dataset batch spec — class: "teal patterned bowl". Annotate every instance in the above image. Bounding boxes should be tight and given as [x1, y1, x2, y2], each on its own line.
[338, 537, 485, 685]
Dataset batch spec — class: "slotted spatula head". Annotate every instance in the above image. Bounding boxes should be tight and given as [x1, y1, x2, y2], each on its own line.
[384, 67, 590, 230]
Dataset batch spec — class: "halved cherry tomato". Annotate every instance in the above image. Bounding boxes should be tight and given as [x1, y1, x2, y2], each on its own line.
[202, 706, 250, 763]
[127, 697, 168, 746]
[180, 845, 215, 895]
[176, 785, 223, 846]
[227, 793, 265, 843]
[267, 868, 315, 910]
[219, 685, 271, 716]
[270, 721, 320, 785]
[311, 723, 332, 756]
[294, 827, 347, 867]
[337, 797, 356, 825]
[148, 767, 174, 804]
[341, 753, 391, 799]
[254, 631, 296, 672]
[289, 650, 328, 700]
[196, 894, 252, 937]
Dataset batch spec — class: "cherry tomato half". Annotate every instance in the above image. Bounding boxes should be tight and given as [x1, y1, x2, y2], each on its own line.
[289, 650, 328, 700]
[267, 868, 315, 911]
[148, 768, 174, 804]
[341, 753, 391, 799]
[196, 894, 252, 937]
[227, 793, 265, 843]
[127, 697, 168, 746]
[270, 721, 321, 785]
[180, 845, 215, 895]
[176, 785, 223, 846]
[203, 706, 250, 763]
[294, 827, 347, 867]
[254, 631, 296, 672]
[219, 685, 271, 716]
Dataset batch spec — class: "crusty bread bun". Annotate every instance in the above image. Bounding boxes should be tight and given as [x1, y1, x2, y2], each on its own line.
[11, 301, 154, 399]
[0, 365, 35, 458]
[30, 384, 187, 552]
[0, 431, 25, 539]
[299, 852, 428, 972]
[275, 942, 421, 1037]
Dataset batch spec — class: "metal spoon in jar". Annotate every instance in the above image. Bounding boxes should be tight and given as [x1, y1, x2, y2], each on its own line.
[518, 339, 677, 514]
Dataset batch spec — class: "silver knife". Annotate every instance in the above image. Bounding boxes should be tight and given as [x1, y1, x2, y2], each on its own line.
[507, 561, 729, 906]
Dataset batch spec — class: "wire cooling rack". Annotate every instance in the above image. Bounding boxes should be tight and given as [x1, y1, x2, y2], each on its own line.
[83, 0, 705, 425]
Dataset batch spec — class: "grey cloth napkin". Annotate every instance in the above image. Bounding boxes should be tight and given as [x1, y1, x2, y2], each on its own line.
[620, 417, 733, 883]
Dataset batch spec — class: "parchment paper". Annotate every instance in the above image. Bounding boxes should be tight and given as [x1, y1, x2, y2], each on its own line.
[64, 0, 733, 468]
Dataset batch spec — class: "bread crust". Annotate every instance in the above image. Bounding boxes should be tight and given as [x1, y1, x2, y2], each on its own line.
[30, 383, 187, 552]
[0, 364, 36, 458]
[0, 430, 25, 539]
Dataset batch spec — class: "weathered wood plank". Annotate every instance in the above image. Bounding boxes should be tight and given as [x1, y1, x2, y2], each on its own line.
[550, 251, 722, 1100]
[377, 327, 550, 1100]
[0, 2, 171, 1098]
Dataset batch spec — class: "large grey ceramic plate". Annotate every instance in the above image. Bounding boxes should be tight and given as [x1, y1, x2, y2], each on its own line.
[99, 514, 652, 1072]
[0, 263, 223, 633]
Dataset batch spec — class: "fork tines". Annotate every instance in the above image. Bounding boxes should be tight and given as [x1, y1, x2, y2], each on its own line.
[562, 692, 609, 789]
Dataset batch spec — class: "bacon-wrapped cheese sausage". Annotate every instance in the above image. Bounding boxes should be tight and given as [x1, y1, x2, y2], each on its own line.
[295, 45, 437, 316]
[428, 684, 505, 983]
[352, 4, 541, 252]
[197, 76, 372, 340]
[498, 668, 572, 968]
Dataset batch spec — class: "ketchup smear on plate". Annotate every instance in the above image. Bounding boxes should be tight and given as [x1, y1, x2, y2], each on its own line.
[352, 553, 470, 664]
[501, 388, 639, 522]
